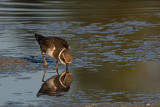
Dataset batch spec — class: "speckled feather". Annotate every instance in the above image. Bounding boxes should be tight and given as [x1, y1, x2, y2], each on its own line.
[35, 33, 69, 58]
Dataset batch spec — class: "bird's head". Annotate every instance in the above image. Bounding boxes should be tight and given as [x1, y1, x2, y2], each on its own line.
[59, 48, 73, 65]
[59, 72, 73, 88]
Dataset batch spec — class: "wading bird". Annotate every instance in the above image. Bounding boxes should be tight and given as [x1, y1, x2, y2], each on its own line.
[35, 33, 72, 75]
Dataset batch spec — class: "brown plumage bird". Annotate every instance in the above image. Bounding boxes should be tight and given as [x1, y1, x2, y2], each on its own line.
[35, 33, 72, 75]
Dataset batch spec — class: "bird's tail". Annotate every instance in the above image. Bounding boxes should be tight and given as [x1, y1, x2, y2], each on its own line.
[35, 33, 44, 42]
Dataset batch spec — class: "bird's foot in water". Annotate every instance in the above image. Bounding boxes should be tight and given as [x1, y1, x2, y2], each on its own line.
[43, 62, 48, 68]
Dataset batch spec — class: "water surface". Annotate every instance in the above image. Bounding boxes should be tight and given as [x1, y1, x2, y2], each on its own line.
[0, 0, 160, 106]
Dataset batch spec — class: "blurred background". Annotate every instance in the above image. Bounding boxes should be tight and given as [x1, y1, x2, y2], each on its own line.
[0, 0, 160, 106]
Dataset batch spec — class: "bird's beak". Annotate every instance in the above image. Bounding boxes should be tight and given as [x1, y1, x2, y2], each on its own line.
[66, 64, 69, 73]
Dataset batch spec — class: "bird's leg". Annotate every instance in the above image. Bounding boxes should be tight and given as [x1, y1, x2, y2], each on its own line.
[56, 58, 59, 75]
[42, 68, 47, 82]
[41, 50, 48, 67]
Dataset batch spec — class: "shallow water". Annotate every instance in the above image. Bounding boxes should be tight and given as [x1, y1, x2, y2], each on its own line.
[0, 0, 160, 106]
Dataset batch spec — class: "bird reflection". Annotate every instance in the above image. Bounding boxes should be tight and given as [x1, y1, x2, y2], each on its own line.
[37, 68, 73, 96]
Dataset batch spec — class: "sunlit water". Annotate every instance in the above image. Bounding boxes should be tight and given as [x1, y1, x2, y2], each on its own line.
[0, 0, 160, 106]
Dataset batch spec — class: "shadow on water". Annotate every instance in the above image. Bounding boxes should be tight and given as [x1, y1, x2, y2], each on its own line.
[37, 68, 73, 97]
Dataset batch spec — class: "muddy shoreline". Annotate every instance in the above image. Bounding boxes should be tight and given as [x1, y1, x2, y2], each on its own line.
[37, 102, 160, 107]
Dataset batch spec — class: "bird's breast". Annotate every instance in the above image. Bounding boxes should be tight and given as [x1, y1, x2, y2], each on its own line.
[46, 47, 55, 59]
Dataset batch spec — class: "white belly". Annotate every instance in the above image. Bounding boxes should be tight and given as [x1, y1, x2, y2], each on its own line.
[46, 47, 55, 58]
